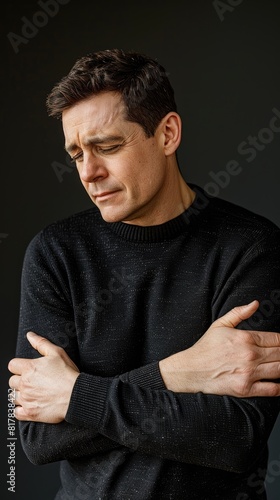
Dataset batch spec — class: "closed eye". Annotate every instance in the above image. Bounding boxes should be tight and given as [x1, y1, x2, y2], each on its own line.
[70, 144, 122, 163]
[70, 152, 83, 163]
[97, 144, 122, 154]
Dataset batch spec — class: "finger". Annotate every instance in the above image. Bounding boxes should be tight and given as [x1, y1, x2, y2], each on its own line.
[11, 391, 20, 406]
[214, 300, 260, 329]
[253, 361, 280, 381]
[26, 331, 60, 356]
[252, 332, 280, 348]
[8, 358, 32, 375]
[9, 375, 21, 390]
[14, 406, 35, 422]
[8, 388, 16, 402]
[248, 381, 280, 398]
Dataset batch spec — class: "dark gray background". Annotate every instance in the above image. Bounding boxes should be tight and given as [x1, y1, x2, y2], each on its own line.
[1, 0, 280, 498]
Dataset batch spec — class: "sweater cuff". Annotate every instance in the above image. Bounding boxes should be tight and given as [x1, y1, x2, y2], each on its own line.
[121, 361, 166, 390]
[65, 373, 110, 427]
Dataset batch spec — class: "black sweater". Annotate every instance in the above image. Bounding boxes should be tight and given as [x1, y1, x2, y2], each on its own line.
[16, 184, 280, 499]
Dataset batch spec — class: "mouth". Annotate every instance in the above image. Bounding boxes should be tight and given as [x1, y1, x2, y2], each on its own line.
[93, 190, 120, 202]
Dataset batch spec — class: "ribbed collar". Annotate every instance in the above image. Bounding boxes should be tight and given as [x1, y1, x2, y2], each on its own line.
[108, 184, 209, 243]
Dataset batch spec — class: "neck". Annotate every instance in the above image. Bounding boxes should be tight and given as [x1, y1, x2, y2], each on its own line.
[170, 171, 196, 221]
[123, 164, 196, 227]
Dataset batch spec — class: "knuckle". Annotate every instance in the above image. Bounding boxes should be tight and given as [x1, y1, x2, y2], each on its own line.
[273, 333, 280, 346]
[232, 306, 242, 316]
[55, 345, 64, 355]
[269, 384, 280, 397]
[235, 370, 255, 397]
[36, 337, 48, 350]
[244, 348, 258, 363]
[235, 379, 251, 398]
[239, 330, 253, 344]
[234, 385, 246, 398]
[26, 404, 39, 419]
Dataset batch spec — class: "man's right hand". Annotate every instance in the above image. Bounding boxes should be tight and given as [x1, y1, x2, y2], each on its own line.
[159, 300, 280, 397]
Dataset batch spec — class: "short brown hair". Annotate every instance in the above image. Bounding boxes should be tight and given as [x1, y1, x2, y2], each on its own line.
[46, 48, 177, 137]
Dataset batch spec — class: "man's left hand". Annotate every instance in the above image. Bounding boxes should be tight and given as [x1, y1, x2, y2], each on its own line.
[8, 332, 80, 423]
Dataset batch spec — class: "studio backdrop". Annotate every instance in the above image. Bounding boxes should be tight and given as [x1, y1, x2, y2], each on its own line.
[1, 1, 280, 499]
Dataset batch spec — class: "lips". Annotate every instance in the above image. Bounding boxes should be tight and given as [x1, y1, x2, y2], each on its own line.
[93, 190, 120, 201]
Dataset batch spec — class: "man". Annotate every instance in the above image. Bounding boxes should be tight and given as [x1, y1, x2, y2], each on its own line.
[8, 48, 280, 499]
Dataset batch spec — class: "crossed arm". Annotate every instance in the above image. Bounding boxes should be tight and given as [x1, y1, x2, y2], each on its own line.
[8, 300, 280, 470]
[8, 300, 280, 423]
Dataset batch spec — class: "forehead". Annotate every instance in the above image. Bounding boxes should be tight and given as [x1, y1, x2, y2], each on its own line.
[62, 92, 127, 143]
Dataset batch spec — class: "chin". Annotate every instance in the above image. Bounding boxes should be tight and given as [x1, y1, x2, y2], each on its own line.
[98, 202, 142, 224]
[99, 210, 127, 223]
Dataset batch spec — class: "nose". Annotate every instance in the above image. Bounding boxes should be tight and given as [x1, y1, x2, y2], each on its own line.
[79, 154, 108, 183]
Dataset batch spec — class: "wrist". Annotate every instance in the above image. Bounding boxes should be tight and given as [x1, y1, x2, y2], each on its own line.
[159, 352, 187, 392]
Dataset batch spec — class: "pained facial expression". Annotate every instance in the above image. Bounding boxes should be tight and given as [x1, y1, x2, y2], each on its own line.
[62, 92, 173, 225]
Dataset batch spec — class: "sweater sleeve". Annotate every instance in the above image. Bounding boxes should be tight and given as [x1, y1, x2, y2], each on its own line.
[15, 232, 121, 465]
[65, 231, 280, 473]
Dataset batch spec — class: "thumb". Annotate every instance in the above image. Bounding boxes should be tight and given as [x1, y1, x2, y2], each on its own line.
[214, 300, 259, 329]
[26, 331, 58, 356]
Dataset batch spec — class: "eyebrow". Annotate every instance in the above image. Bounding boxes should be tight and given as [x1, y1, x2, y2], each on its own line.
[64, 135, 124, 154]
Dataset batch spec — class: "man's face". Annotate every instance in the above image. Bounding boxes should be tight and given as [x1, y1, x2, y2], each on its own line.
[62, 92, 172, 225]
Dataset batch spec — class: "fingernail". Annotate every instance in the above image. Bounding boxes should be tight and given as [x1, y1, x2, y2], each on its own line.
[245, 300, 257, 307]
[26, 331, 36, 337]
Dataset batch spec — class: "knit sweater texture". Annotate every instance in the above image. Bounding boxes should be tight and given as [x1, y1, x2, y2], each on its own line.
[16, 183, 280, 499]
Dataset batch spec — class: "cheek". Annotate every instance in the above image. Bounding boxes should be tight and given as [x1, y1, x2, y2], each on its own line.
[130, 168, 164, 202]
[115, 147, 163, 195]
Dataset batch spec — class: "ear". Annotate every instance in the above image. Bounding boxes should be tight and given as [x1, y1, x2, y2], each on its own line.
[159, 112, 182, 156]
